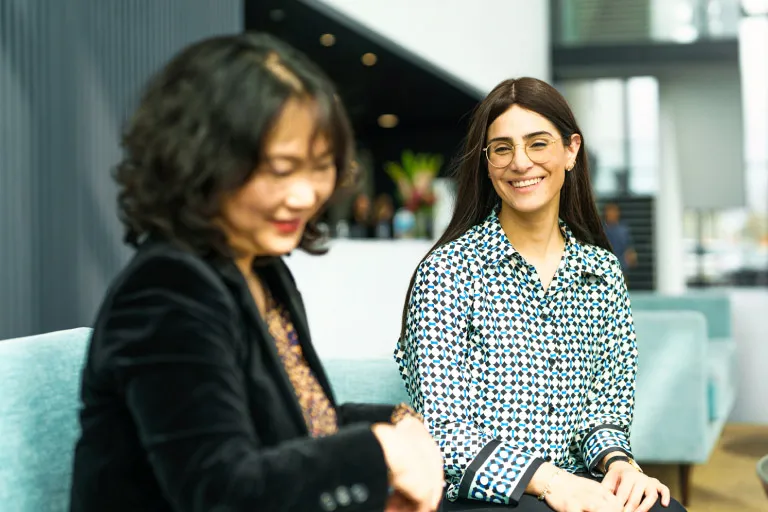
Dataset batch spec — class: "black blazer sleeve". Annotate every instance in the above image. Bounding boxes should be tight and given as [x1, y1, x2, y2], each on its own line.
[103, 254, 390, 512]
[338, 403, 397, 425]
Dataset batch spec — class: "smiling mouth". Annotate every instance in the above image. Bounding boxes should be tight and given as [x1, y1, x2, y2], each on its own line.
[271, 220, 301, 234]
[509, 177, 544, 189]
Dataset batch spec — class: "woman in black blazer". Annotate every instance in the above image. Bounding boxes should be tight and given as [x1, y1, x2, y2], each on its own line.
[69, 33, 444, 512]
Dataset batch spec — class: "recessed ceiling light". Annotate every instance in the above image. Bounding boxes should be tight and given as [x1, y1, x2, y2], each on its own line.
[378, 114, 399, 128]
[319, 34, 336, 47]
[269, 9, 285, 22]
[361, 53, 378, 66]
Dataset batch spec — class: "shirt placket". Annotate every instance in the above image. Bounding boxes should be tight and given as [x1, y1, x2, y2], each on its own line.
[538, 260, 571, 461]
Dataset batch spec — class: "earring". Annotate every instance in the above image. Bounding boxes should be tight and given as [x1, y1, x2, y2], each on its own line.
[566, 163, 575, 171]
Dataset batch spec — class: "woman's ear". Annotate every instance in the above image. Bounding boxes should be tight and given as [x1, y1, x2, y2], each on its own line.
[566, 133, 582, 159]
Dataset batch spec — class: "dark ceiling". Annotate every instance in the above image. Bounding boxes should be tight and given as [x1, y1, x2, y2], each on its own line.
[244, 0, 481, 194]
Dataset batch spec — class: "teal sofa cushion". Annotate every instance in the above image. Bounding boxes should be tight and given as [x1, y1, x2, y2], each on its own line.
[629, 293, 736, 428]
[323, 358, 410, 405]
[630, 311, 711, 463]
[706, 338, 737, 422]
[0, 328, 91, 512]
[629, 293, 732, 339]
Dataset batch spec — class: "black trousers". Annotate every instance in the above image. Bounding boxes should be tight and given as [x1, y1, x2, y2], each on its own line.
[440, 474, 687, 512]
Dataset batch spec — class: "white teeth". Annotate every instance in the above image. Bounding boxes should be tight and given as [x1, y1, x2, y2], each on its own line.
[512, 177, 543, 188]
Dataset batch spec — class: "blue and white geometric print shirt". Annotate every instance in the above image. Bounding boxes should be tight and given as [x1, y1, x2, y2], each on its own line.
[394, 211, 637, 506]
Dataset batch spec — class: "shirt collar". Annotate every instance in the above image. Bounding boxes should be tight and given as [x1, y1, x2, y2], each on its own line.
[470, 210, 607, 279]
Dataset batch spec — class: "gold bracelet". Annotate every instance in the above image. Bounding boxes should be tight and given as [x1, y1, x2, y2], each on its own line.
[537, 469, 562, 501]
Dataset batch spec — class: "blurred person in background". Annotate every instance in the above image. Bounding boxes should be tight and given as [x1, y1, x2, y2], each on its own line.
[396, 77, 683, 512]
[603, 202, 637, 276]
[374, 194, 396, 239]
[69, 33, 444, 512]
[350, 192, 374, 239]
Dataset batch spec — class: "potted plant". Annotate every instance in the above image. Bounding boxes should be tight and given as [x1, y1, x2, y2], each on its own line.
[384, 150, 443, 238]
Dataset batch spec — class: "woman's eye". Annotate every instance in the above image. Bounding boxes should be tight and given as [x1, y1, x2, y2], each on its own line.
[271, 167, 293, 176]
[314, 161, 335, 172]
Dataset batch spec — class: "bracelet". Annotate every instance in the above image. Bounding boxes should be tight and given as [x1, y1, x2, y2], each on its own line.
[537, 469, 562, 501]
[604, 455, 631, 473]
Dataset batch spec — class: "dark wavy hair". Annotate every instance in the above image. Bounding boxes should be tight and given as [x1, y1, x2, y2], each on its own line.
[400, 77, 610, 341]
[115, 32, 355, 258]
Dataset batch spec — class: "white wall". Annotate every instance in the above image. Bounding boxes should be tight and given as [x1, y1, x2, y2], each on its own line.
[313, 0, 551, 94]
[727, 289, 768, 424]
[286, 240, 433, 360]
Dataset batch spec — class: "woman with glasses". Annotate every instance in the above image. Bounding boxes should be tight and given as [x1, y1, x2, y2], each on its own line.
[395, 78, 684, 512]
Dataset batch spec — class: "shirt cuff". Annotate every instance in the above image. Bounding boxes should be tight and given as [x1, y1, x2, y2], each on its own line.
[581, 424, 633, 475]
[456, 440, 544, 506]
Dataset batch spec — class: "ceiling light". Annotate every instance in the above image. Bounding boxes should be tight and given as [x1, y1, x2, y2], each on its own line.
[319, 34, 336, 47]
[269, 9, 285, 22]
[361, 53, 378, 66]
[378, 114, 399, 128]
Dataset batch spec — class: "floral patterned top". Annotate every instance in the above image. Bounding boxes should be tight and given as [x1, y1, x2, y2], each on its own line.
[264, 292, 420, 438]
[265, 294, 339, 438]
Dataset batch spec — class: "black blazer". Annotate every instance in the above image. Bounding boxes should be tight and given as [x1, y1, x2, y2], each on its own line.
[70, 241, 394, 512]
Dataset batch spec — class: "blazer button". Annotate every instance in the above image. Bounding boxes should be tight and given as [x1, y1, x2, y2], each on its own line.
[335, 486, 352, 506]
[350, 484, 369, 503]
[319, 492, 337, 511]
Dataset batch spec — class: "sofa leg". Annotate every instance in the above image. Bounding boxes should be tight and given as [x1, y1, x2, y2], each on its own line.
[679, 464, 692, 506]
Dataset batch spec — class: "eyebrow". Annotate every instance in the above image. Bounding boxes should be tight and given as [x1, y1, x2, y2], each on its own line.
[267, 149, 334, 161]
[487, 131, 554, 144]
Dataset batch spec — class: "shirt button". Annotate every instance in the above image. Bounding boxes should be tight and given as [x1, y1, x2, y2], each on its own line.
[319, 492, 337, 511]
[548, 404, 555, 414]
[350, 484, 369, 503]
[335, 486, 352, 506]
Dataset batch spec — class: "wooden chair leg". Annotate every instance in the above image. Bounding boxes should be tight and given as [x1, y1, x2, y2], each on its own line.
[679, 464, 692, 507]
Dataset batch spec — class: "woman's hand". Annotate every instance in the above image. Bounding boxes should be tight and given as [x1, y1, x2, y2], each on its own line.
[536, 468, 624, 512]
[372, 417, 444, 512]
[601, 462, 671, 512]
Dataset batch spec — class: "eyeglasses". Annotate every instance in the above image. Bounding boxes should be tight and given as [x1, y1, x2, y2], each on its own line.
[483, 137, 566, 168]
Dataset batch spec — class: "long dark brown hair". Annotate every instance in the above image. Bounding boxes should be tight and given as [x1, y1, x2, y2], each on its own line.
[399, 77, 610, 341]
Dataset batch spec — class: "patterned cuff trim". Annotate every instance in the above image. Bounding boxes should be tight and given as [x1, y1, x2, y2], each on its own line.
[460, 442, 538, 505]
[581, 424, 633, 472]
[510, 457, 544, 504]
[458, 439, 500, 498]
[581, 423, 624, 450]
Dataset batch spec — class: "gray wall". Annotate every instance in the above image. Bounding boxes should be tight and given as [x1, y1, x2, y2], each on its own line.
[0, 0, 243, 339]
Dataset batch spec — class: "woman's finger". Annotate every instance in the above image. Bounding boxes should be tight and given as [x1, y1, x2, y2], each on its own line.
[659, 483, 671, 507]
[614, 477, 635, 506]
[634, 486, 659, 512]
[623, 481, 646, 512]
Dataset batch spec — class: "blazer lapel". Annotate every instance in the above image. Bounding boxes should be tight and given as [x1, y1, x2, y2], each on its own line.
[215, 258, 309, 435]
[264, 259, 338, 405]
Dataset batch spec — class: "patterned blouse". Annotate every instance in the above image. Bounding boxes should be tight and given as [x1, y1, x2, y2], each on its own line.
[394, 211, 637, 505]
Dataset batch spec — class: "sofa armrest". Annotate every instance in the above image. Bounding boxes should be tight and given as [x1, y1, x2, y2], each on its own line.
[630, 311, 710, 463]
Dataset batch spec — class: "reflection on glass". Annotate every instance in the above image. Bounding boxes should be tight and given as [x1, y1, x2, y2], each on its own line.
[554, 0, 741, 46]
